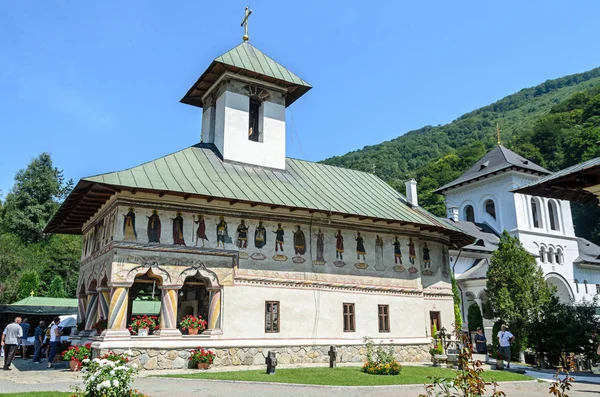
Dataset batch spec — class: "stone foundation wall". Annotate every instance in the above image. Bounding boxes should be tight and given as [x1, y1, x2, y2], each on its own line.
[100, 344, 430, 371]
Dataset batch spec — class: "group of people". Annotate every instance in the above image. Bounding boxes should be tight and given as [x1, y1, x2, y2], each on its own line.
[1, 316, 63, 370]
[474, 324, 515, 368]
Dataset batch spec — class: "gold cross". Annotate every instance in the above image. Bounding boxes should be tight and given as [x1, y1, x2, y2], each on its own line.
[241, 7, 252, 42]
[496, 122, 501, 145]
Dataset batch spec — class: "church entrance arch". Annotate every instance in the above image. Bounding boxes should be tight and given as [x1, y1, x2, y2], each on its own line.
[127, 270, 163, 333]
[545, 273, 573, 303]
[178, 273, 210, 334]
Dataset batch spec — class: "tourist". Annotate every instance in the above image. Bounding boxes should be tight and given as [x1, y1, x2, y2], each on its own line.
[1, 317, 23, 370]
[32, 320, 45, 363]
[19, 318, 30, 359]
[497, 324, 515, 369]
[474, 327, 487, 354]
[46, 317, 62, 369]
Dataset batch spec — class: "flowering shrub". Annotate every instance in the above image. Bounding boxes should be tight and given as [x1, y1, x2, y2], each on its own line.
[360, 336, 402, 375]
[179, 315, 207, 332]
[189, 347, 215, 364]
[72, 350, 139, 397]
[62, 343, 92, 363]
[128, 315, 159, 335]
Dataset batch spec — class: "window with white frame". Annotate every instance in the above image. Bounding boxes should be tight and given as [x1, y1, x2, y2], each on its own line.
[548, 201, 560, 231]
[531, 198, 541, 228]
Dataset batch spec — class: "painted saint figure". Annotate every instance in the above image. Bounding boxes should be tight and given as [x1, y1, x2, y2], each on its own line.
[293, 225, 306, 255]
[194, 214, 208, 247]
[315, 229, 325, 262]
[335, 230, 344, 259]
[422, 242, 431, 269]
[355, 232, 366, 261]
[147, 210, 161, 243]
[375, 235, 384, 268]
[273, 223, 284, 252]
[172, 212, 186, 245]
[408, 237, 416, 265]
[216, 216, 229, 248]
[392, 236, 403, 264]
[236, 220, 249, 249]
[254, 221, 267, 249]
[123, 208, 137, 241]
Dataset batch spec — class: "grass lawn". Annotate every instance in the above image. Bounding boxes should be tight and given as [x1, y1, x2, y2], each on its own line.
[0, 392, 150, 397]
[160, 366, 533, 386]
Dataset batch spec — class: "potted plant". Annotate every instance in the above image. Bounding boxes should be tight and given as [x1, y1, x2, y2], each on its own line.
[189, 347, 215, 369]
[180, 315, 207, 335]
[62, 343, 92, 371]
[128, 315, 159, 336]
[95, 318, 107, 334]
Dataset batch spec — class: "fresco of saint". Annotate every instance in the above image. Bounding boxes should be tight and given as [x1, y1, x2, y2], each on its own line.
[375, 235, 384, 268]
[422, 242, 431, 269]
[172, 212, 185, 245]
[392, 236, 402, 264]
[216, 216, 229, 248]
[236, 220, 249, 249]
[335, 230, 344, 259]
[355, 232, 366, 261]
[123, 208, 137, 241]
[254, 221, 267, 249]
[408, 237, 416, 265]
[273, 223, 284, 252]
[194, 214, 208, 247]
[293, 225, 306, 255]
[147, 210, 161, 244]
[315, 229, 325, 262]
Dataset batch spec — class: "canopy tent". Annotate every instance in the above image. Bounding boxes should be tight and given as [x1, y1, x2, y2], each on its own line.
[0, 296, 160, 316]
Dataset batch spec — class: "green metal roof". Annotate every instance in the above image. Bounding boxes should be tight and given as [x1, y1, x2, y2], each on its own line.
[215, 42, 311, 88]
[2, 297, 159, 316]
[83, 144, 454, 228]
[10, 297, 78, 307]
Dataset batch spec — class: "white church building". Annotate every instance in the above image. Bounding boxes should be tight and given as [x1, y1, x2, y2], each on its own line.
[435, 145, 600, 335]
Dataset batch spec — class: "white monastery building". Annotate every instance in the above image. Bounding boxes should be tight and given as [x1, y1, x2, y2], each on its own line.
[45, 30, 473, 369]
[435, 145, 600, 337]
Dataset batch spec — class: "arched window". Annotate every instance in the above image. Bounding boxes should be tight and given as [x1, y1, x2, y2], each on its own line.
[464, 205, 475, 222]
[574, 279, 579, 293]
[531, 198, 541, 228]
[485, 199, 496, 219]
[584, 280, 589, 294]
[596, 284, 600, 295]
[556, 248, 562, 264]
[539, 246, 546, 263]
[548, 201, 559, 231]
[548, 247, 554, 264]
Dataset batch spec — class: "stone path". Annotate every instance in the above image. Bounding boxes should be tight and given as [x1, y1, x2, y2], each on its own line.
[2, 357, 600, 397]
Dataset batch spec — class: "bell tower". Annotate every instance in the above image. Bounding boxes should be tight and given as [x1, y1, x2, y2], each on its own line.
[180, 9, 311, 170]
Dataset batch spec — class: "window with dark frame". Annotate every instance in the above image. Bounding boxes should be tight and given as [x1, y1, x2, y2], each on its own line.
[265, 301, 279, 333]
[485, 199, 496, 219]
[343, 303, 355, 332]
[378, 305, 390, 332]
[248, 99, 261, 142]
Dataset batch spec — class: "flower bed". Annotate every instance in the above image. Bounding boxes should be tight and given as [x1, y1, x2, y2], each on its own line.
[360, 337, 402, 375]
[62, 343, 92, 368]
[72, 350, 142, 397]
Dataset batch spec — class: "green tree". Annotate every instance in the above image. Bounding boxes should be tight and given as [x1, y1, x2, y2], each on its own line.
[1, 153, 73, 243]
[486, 231, 553, 357]
[48, 275, 66, 298]
[451, 274, 463, 331]
[467, 303, 484, 333]
[16, 270, 40, 300]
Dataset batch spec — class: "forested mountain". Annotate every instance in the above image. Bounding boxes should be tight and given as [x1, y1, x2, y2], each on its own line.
[322, 67, 600, 244]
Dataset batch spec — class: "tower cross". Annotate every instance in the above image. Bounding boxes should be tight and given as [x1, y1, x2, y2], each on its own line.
[241, 7, 252, 42]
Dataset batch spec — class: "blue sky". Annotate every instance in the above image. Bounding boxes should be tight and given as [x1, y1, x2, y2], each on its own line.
[1, 1, 600, 196]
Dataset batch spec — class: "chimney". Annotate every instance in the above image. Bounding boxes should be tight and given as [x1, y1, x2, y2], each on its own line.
[405, 179, 418, 207]
[447, 206, 459, 222]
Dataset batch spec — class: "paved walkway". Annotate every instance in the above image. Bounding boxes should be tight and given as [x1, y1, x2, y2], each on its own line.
[2, 357, 600, 396]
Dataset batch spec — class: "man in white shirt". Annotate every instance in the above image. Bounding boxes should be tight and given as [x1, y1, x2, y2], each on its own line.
[1, 317, 23, 370]
[46, 317, 62, 369]
[497, 324, 515, 368]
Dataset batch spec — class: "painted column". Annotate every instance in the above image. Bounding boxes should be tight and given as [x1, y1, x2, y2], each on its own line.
[77, 294, 87, 326]
[205, 287, 223, 335]
[158, 286, 182, 337]
[96, 287, 110, 321]
[104, 284, 131, 338]
[84, 291, 99, 331]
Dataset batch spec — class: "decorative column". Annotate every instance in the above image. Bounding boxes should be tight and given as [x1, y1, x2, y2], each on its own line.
[157, 285, 182, 337]
[103, 283, 131, 339]
[97, 286, 110, 321]
[204, 287, 223, 335]
[83, 291, 99, 334]
[77, 294, 87, 326]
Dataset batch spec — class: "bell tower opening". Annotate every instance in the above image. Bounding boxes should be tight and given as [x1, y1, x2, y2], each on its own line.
[248, 98, 261, 142]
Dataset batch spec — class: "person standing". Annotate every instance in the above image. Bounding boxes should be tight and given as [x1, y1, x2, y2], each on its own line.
[1, 317, 23, 370]
[474, 327, 488, 354]
[47, 317, 62, 369]
[497, 324, 515, 368]
[32, 321, 45, 363]
[19, 318, 30, 359]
